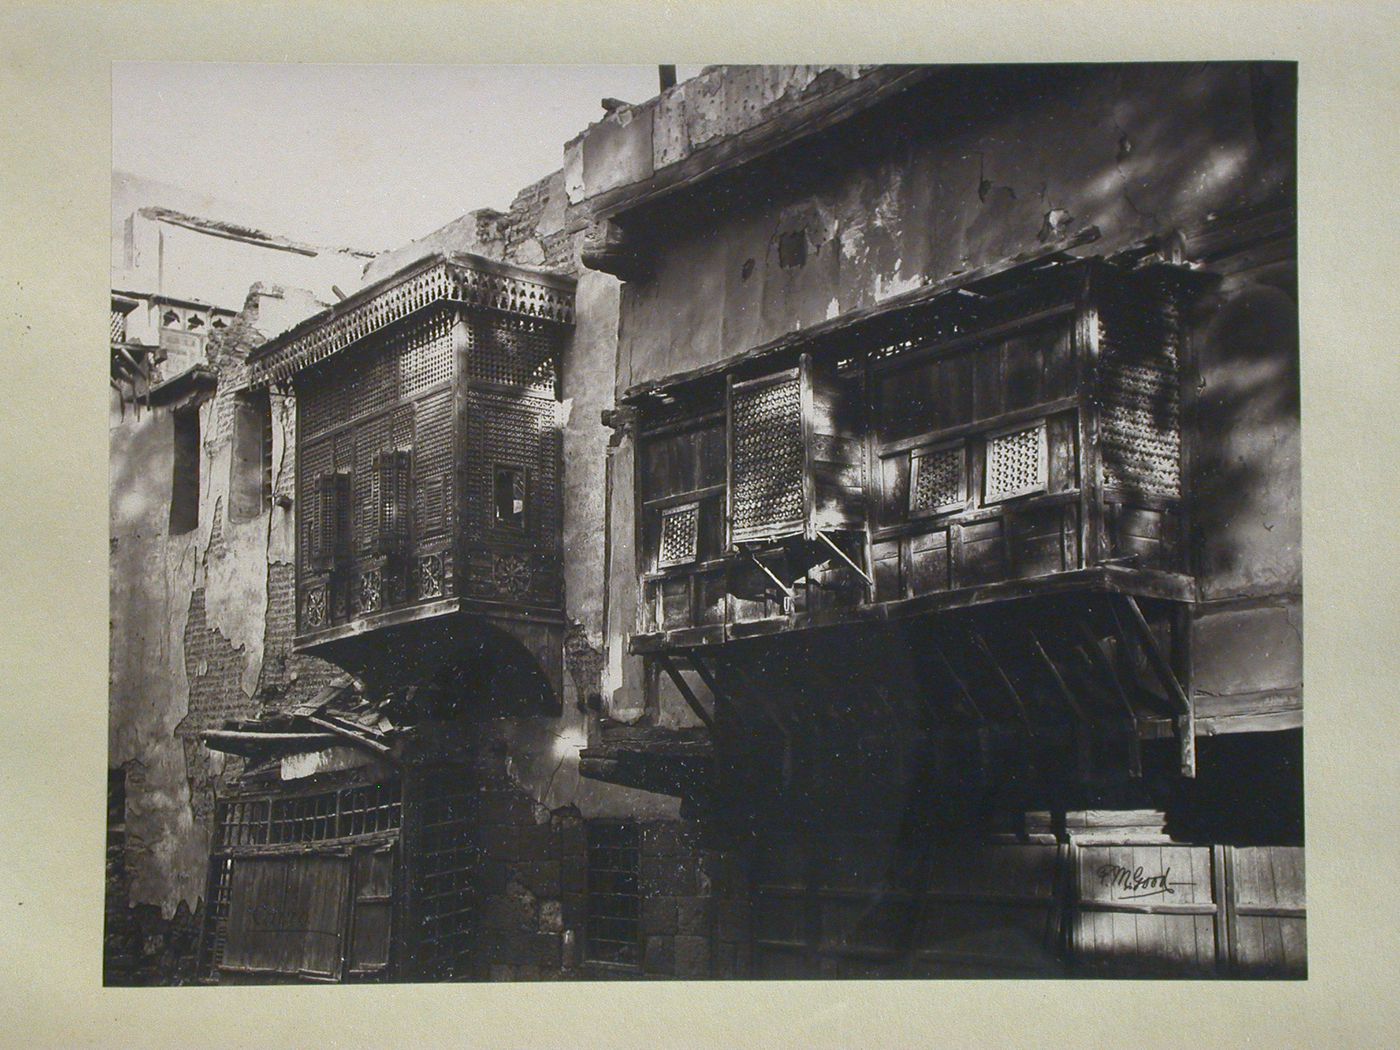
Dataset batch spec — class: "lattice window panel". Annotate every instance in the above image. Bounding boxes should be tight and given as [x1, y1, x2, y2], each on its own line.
[984, 422, 1047, 503]
[399, 314, 456, 398]
[354, 415, 391, 553]
[910, 443, 966, 515]
[238, 782, 404, 846]
[310, 472, 351, 566]
[374, 449, 413, 555]
[1098, 283, 1182, 499]
[731, 373, 805, 537]
[464, 315, 558, 394]
[297, 438, 333, 566]
[110, 309, 127, 343]
[217, 799, 270, 848]
[657, 502, 700, 568]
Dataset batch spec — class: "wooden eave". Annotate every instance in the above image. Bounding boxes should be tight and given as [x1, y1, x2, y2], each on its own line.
[246, 250, 576, 386]
[146, 364, 218, 407]
[578, 724, 713, 796]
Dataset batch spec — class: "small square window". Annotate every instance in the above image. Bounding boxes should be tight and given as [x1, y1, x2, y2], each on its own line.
[493, 465, 526, 530]
[657, 502, 700, 568]
[909, 441, 966, 517]
[984, 420, 1048, 503]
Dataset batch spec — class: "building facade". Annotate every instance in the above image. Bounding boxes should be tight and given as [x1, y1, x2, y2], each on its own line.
[572, 63, 1302, 978]
[109, 63, 1302, 984]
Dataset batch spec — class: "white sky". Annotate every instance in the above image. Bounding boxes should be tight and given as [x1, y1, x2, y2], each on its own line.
[113, 63, 702, 251]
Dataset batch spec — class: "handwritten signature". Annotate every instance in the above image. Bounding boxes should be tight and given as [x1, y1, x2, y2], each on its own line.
[1095, 863, 1189, 900]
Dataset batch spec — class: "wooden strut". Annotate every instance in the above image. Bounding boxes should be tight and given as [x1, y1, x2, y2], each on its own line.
[749, 552, 795, 599]
[683, 651, 750, 749]
[655, 654, 715, 733]
[1117, 594, 1197, 778]
[817, 530, 873, 587]
[925, 630, 993, 782]
[968, 627, 1036, 741]
[1071, 610, 1143, 779]
[1023, 623, 1095, 782]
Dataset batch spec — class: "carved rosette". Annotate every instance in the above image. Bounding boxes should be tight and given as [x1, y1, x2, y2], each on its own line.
[492, 553, 533, 599]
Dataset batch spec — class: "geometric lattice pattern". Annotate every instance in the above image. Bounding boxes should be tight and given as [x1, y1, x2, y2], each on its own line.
[985, 422, 1046, 502]
[465, 317, 557, 395]
[731, 373, 804, 537]
[658, 502, 700, 567]
[910, 443, 965, 514]
[1098, 283, 1182, 498]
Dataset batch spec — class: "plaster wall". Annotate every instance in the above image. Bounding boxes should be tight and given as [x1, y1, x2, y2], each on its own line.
[613, 64, 1294, 393]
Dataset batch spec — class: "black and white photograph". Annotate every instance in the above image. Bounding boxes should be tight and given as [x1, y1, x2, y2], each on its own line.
[103, 60, 1306, 987]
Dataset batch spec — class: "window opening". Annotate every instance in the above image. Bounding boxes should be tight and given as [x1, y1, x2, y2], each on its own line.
[170, 405, 200, 533]
[229, 391, 273, 522]
[910, 441, 967, 517]
[492, 464, 527, 530]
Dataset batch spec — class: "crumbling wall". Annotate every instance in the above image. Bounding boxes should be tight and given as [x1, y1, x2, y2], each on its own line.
[107, 284, 337, 983]
[466, 718, 745, 980]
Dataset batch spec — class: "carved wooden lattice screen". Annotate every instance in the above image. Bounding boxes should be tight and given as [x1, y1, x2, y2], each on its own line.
[729, 369, 805, 544]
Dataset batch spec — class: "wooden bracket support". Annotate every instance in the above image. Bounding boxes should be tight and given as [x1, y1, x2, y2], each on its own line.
[1118, 594, 1196, 778]
[656, 653, 715, 733]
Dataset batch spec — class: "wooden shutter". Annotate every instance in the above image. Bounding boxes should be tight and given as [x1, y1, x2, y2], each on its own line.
[310, 472, 350, 568]
[374, 450, 413, 555]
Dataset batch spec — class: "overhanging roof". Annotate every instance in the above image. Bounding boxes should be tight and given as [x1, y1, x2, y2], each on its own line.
[247, 251, 576, 386]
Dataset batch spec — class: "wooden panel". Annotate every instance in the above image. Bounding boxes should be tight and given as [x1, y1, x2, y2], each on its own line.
[1009, 505, 1069, 578]
[972, 341, 1005, 420]
[1074, 844, 1217, 976]
[1046, 411, 1079, 493]
[908, 529, 951, 595]
[877, 451, 910, 527]
[347, 847, 394, 975]
[223, 853, 350, 979]
[1001, 328, 1044, 411]
[872, 539, 903, 602]
[1230, 846, 1306, 977]
[1041, 319, 1077, 401]
[957, 518, 1006, 585]
[659, 577, 691, 631]
[915, 844, 1063, 976]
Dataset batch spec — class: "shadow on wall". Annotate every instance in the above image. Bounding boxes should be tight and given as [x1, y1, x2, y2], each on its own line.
[1190, 269, 1300, 596]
